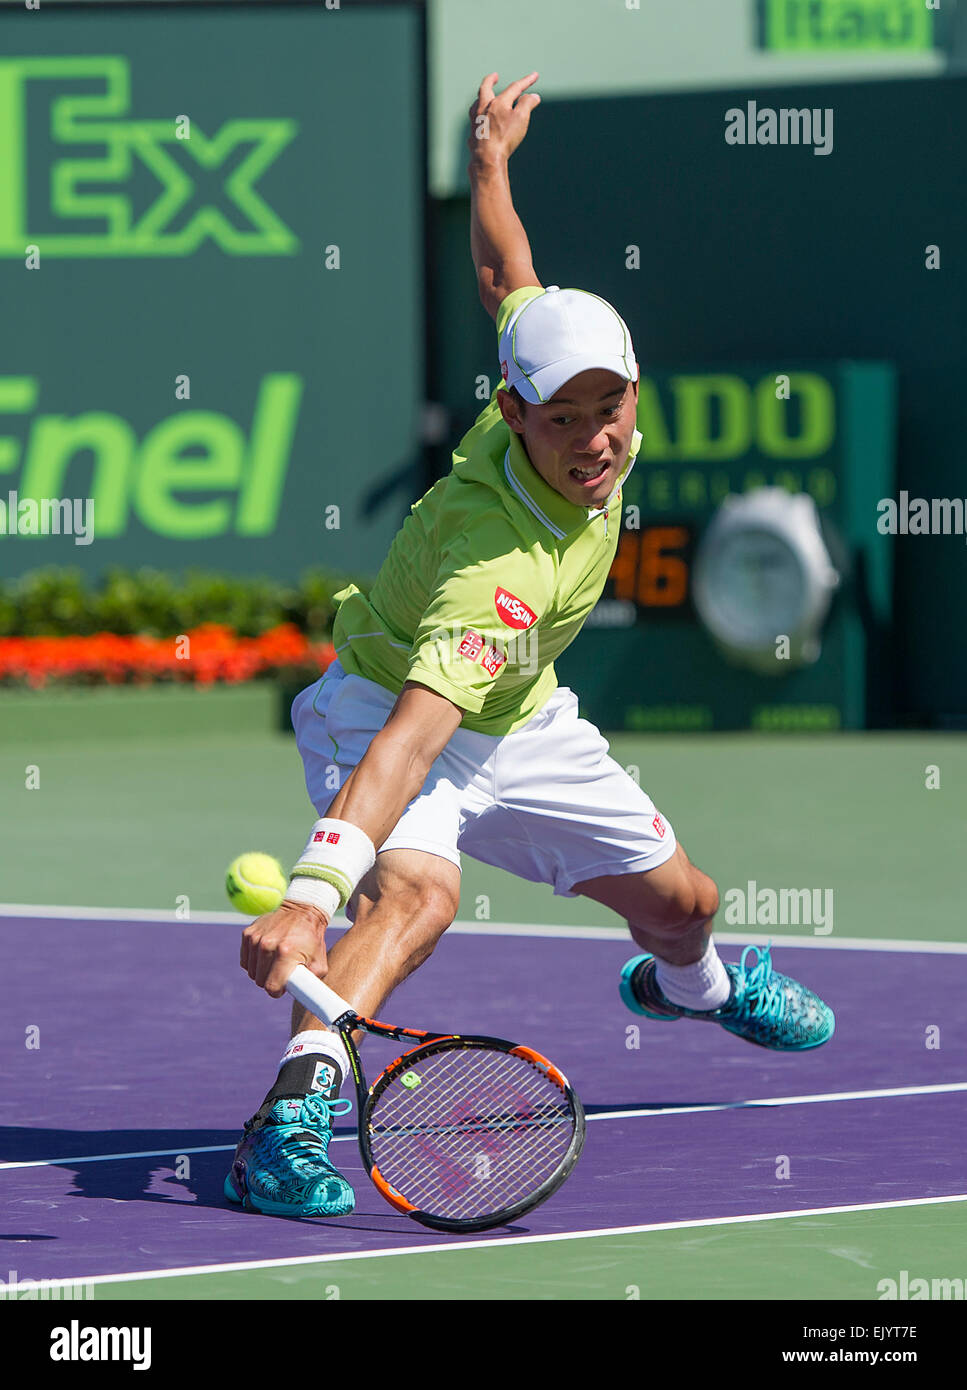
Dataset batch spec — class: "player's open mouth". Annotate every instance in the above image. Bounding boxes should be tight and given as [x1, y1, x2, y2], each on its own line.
[569, 460, 610, 486]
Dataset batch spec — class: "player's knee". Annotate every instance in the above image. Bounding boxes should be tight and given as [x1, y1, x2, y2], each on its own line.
[637, 895, 697, 936]
[387, 879, 458, 974]
[355, 863, 458, 967]
[632, 867, 718, 937]
[693, 871, 719, 923]
[384, 869, 458, 928]
[412, 878, 460, 940]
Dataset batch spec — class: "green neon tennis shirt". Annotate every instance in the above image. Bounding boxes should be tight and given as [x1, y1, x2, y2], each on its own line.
[331, 286, 642, 735]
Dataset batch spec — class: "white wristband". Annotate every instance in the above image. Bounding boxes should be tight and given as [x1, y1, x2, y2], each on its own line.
[284, 877, 341, 919]
[289, 817, 376, 909]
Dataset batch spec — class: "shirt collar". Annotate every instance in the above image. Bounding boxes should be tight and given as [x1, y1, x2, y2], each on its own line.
[503, 426, 642, 538]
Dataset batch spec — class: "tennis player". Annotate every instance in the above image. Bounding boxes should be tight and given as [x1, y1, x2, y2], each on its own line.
[226, 72, 834, 1219]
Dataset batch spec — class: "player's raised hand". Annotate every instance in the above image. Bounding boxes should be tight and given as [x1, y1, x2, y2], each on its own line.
[468, 71, 540, 163]
[240, 900, 329, 998]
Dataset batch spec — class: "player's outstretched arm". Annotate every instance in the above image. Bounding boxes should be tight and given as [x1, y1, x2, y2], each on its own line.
[468, 71, 543, 321]
[320, 680, 465, 848]
[241, 682, 465, 996]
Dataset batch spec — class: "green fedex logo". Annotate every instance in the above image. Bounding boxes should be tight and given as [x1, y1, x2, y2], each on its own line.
[0, 56, 298, 257]
[0, 374, 302, 538]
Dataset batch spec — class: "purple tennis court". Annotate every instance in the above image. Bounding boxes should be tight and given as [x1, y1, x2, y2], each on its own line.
[2, 914, 965, 1287]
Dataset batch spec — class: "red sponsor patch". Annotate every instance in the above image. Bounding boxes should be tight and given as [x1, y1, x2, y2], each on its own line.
[312, 830, 341, 844]
[652, 813, 666, 839]
[458, 630, 484, 660]
[494, 586, 537, 630]
[500, 360, 508, 381]
[481, 645, 506, 677]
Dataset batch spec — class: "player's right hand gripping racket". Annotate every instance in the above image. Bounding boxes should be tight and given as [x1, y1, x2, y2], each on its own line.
[284, 964, 585, 1233]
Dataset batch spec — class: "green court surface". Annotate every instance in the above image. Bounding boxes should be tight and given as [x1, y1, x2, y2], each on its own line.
[1, 684, 963, 939]
[98, 1200, 967, 1301]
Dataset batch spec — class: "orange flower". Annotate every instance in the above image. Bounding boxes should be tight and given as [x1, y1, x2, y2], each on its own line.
[0, 624, 339, 688]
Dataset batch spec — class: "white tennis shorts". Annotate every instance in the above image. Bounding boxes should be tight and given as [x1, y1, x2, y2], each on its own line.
[291, 659, 678, 900]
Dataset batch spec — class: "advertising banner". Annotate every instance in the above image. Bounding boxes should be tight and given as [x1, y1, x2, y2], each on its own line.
[0, 5, 425, 581]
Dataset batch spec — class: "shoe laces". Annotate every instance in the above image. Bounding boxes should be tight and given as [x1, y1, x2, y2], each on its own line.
[273, 1093, 353, 1168]
[735, 943, 785, 1025]
[244, 1091, 352, 1139]
[300, 1093, 353, 1127]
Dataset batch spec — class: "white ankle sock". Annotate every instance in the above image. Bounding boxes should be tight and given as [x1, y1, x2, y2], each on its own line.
[655, 941, 730, 1010]
[280, 1029, 350, 1082]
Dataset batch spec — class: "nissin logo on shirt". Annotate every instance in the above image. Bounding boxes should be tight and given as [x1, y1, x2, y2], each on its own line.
[494, 587, 537, 630]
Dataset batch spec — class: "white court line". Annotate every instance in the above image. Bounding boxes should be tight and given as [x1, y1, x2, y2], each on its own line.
[0, 904, 264, 926]
[1, 1143, 236, 1172]
[8, 1192, 967, 1294]
[4, 1080, 966, 1173]
[588, 1080, 967, 1122]
[1, 903, 966, 953]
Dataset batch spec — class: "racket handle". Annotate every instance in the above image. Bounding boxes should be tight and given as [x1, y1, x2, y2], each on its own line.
[284, 964, 354, 1026]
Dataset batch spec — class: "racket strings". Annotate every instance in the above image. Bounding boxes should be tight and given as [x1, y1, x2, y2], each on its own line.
[368, 1046, 576, 1221]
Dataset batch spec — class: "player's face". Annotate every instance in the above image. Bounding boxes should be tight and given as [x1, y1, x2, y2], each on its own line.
[501, 369, 639, 508]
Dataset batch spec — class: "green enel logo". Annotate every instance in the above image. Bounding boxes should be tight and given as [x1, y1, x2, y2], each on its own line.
[0, 374, 302, 539]
[0, 56, 298, 257]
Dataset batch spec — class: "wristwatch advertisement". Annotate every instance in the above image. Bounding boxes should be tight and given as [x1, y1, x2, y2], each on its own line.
[691, 488, 841, 674]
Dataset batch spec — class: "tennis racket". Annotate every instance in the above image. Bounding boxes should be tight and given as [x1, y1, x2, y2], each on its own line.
[284, 964, 585, 1233]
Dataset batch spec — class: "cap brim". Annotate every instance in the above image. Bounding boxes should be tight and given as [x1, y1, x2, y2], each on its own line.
[518, 354, 639, 405]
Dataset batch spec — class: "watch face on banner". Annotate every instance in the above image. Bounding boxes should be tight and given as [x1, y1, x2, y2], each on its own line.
[692, 488, 839, 671]
[700, 529, 808, 644]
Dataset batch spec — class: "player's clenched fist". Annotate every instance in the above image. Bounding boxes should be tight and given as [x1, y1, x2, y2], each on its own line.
[240, 900, 329, 998]
[468, 71, 541, 162]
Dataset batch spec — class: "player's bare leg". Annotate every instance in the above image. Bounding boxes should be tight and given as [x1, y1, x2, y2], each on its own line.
[574, 842, 718, 964]
[226, 849, 459, 1218]
[576, 842, 834, 1051]
[289, 848, 461, 1032]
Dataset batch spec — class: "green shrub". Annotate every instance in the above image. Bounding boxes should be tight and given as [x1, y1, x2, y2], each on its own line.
[0, 565, 362, 639]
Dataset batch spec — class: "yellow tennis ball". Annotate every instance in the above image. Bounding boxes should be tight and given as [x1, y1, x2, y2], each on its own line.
[225, 852, 288, 916]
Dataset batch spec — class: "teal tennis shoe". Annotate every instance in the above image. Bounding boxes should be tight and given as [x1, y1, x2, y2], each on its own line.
[620, 943, 834, 1051]
[224, 1092, 355, 1217]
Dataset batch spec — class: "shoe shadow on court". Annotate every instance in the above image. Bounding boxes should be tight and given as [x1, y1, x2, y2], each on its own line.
[0, 1125, 530, 1235]
[1, 1123, 275, 1209]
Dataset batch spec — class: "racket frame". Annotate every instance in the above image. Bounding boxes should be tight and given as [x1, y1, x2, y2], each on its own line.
[285, 967, 585, 1232]
[356, 1031, 586, 1233]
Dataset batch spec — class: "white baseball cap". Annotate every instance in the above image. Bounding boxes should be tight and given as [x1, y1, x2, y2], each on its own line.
[498, 286, 639, 405]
